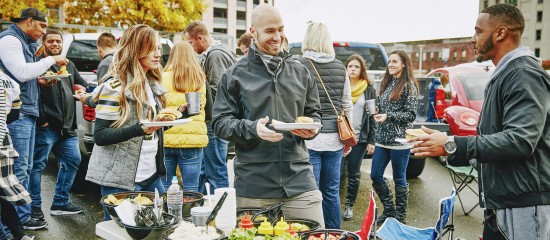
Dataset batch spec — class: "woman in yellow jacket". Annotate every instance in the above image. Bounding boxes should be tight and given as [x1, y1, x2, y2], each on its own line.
[161, 42, 208, 192]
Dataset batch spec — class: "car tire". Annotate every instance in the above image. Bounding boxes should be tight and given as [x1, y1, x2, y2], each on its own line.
[406, 156, 426, 179]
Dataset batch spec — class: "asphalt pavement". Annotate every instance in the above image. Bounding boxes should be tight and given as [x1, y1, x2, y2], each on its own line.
[30, 155, 484, 240]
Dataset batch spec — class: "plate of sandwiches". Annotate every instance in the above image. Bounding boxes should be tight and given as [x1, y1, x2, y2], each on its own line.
[395, 129, 428, 147]
[140, 109, 192, 127]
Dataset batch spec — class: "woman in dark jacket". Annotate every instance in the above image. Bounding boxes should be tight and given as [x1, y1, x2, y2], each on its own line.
[341, 54, 377, 220]
[371, 50, 418, 224]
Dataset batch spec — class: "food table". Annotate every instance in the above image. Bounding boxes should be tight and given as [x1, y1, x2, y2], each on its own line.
[95, 220, 166, 240]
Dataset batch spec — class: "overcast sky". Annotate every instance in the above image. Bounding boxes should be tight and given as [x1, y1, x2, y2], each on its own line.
[274, 0, 480, 44]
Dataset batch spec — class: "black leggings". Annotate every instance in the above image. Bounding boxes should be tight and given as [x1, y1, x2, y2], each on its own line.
[0, 198, 25, 240]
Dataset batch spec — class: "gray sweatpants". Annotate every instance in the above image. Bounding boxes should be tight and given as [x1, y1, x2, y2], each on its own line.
[497, 205, 550, 240]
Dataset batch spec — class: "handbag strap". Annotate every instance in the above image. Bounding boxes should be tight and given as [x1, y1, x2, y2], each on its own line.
[306, 58, 340, 116]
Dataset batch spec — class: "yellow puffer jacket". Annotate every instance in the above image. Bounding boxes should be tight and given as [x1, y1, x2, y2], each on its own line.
[162, 71, 208, 148]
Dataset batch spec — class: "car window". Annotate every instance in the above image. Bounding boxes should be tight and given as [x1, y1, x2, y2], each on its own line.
[66, 40, 100, 72]
[456, 72, 489, 100]
[431, 72, 452, 100]
[66, 39, 171, 72]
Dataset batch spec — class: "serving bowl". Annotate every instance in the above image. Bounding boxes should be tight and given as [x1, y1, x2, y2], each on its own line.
[299, 229, 361, 240]
[119, 212, 178, 240]
[100, 191, 166, 223]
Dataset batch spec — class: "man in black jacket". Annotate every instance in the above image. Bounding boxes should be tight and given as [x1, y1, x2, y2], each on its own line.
[411, 4, 550, 239]
[212, 4, 324, 228]
[29, 29, 88, 220]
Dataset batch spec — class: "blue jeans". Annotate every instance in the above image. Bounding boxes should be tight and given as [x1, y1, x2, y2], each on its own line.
[29, 126, 81, 207]
[370, 146, 410, 187]
[100, 178, 166, 221]
[309, 148, 344, 229]
[198, 124, 228, 194]
[1, 115, 35, 239]
[162, 148, 203, 192]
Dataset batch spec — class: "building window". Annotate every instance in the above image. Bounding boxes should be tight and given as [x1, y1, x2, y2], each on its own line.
[253, 0, 260, 6]
[213, 28, 227, 34]
[539, 0, 543, 3]
[453, 51, 457, 61]
[214, 8, 227, 18]
[537, 11, 543, 22]
[536, 29, 542, 40]
[505, 0, 517, 5]
[462, 49, 467, 59]
[496, 0, 500, 4]
[534, 48, 540, 57]
[483, 0, 489, 9]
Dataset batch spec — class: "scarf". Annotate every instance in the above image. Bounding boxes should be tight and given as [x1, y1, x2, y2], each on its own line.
[351, 79, 369, 103]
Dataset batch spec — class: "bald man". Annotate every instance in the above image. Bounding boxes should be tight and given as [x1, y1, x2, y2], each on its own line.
[212, 4, 324, 227]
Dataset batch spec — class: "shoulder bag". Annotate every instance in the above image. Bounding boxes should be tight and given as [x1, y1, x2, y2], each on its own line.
[307, 59, 357, 147]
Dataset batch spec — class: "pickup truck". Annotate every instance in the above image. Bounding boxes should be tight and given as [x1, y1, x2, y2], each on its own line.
[406, 62, 494, 178]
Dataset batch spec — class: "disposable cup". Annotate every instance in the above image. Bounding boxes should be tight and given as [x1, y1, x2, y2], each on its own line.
[190, 206, 212, 226]
[365, 99, 378, 115]
[185, 92, 201, 116]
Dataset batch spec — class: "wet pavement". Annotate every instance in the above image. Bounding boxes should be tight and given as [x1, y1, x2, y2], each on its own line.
[30, 155, 483, 239]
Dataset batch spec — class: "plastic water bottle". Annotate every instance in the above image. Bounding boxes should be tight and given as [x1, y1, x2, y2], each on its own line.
[166, 176, 183, 221]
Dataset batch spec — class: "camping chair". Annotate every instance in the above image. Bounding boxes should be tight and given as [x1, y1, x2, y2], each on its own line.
[445, 161, 479, 215]
[355, 189, 377, 240]
[376, 188, 456, 240]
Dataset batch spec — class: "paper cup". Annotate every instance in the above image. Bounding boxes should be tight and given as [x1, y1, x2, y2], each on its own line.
[365, 99, 377, 115]
[185, 92, 201, 116]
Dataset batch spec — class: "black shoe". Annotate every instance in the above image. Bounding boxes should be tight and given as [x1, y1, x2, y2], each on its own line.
[31, 206, 44, 220]
[23, 219, 48, 230]
[50, 203, 84, 215]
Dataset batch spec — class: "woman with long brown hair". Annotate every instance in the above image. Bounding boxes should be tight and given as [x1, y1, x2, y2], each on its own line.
[371, 50, 419, 224]
[85, 24, 168, 220]
[161, 41, 207, 192]
[341, 54, 377, 220]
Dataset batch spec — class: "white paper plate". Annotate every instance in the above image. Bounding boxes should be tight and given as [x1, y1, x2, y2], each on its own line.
[395, 138, 420, 146]
[270, 122, 322, 131]
[140, 118, 192, 127]
[42, 74, 71, 79]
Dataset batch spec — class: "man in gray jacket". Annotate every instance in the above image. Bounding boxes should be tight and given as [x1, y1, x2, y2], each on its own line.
[411, 4, 550, 239]
[184, 21, 236, 194]
[212, 4, 325, 227]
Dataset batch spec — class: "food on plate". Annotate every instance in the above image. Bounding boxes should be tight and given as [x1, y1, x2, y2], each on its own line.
[103, 193, 153, 205]
[155, 108, 182, 122]
[295, 116, 314, 123]
[59, 66, 68, 74]
[290, 223, 310, 232]
[228, 227, 300, 240]
[307, 234, 341, 240]
[168, 221, 220, 239]
[405, 128, 428, 139]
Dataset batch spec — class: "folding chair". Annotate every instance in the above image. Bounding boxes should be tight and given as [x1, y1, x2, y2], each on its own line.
[445, 162, 479, 215]
[376, 188, 456, 240]
[355, 189, 377, 240]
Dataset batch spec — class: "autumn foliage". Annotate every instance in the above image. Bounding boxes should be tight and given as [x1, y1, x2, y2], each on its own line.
[0, 0, 205, 32]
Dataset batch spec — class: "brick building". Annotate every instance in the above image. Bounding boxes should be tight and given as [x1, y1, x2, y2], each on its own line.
[381, 37, 475, 76]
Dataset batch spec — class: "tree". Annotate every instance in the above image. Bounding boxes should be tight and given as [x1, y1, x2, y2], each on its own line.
[63, 0, 205, 32]
[0, 0, 64, 23]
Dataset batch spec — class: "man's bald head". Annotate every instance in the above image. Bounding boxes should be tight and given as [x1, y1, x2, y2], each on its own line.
[250, 4, 285, 56]
[251, 4, 282, 29]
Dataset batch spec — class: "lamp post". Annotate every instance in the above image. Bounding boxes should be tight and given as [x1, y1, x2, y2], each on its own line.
[418, 44, 425, 77]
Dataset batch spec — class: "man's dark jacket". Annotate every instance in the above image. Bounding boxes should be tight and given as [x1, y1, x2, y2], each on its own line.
[212, 45, 321, 199]
[449, 55, 550, 209]
[38, 58, 88, 134]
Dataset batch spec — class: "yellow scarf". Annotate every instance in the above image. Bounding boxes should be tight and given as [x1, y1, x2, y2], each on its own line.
[351, 79, 369, 103]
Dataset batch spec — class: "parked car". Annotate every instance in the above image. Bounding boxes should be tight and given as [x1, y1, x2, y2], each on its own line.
[61, 33, 174, 190]
[288, 41, 388, 88]
[406, 62, 494, 178]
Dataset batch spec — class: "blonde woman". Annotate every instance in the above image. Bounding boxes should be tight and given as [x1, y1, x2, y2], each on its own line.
[299, 22, 352, 229]
[85, 24, 168, 220]
[161, 42, 207, 192]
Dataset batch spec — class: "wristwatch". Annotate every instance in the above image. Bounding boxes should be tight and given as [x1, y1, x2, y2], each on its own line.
[444, 136, 457, 155]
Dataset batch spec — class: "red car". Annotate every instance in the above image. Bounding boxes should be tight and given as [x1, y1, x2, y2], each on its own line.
[426, 62, 494, 137]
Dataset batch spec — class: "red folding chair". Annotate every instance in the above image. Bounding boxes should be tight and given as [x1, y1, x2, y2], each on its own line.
[356, 189, 377, 240]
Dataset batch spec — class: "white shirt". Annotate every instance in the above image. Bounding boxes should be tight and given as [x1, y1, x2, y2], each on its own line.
[135, 82, 158, 182]
[0, 35, 55, 82]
